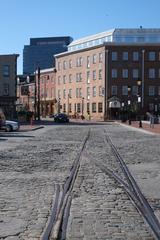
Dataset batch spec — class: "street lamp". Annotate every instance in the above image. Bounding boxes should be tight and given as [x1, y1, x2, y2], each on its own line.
[128, 86, 131, 125]
[81, 97, 84, 119]
[137, 80, 142, 127]
[26, 76, 30, 111]
[37, 67, 41, 121]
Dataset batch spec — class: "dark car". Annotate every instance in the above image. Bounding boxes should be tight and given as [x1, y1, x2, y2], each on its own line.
[54, 113, 69, 123]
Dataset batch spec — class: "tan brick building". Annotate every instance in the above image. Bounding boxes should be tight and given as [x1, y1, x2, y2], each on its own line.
[55, 29, 160, 120]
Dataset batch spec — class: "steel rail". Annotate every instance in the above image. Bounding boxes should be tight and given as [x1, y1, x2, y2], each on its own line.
[104, 130, 160, 240]
[40, 130, 90, 240]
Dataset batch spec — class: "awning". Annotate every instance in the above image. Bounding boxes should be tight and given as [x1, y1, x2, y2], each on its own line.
[109, 100, 121, 108]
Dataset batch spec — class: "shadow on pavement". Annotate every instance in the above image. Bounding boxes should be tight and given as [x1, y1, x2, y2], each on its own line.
[32, 119, 114, 126]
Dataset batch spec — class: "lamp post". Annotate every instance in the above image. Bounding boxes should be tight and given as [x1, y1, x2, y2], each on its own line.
[137, 80, 142, 127]
[81, 97, 84, 119]
[128, 86, 131, 125]
[26, 76, 30, 111]
[37, 67, 41, 121]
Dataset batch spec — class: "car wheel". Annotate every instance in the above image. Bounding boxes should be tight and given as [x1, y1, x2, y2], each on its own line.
[5, 124, 13, 132]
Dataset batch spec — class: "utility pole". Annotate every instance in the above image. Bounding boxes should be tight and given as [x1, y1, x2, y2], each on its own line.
[37, 66, 41, 121]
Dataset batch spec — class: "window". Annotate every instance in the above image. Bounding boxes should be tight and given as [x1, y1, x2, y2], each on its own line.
[98, 102, 103, 113]
[3, 65, 10, 77]
[158, 86, 160, 96]
[158, 69, 160, 78]
[132, 86, 138, 95]
[69, 103, 72, 113]
[99, 53, 103, 62]
[63, 89, 66, 99]
[69, 74, 72, 83]
[149, 86, 155, 96]
[76, 57, 83, 67]
[87, 87, 90, 100]
[93, 70, 96, 80]
[149, 103, 154, 111]
[93, 86, 96, 97]
[149, 68, 155, 79]
[79, 88, 82, 98]
[69, 89, 72, 98]
[87, 71, 90, 84]
[76, 73, 82, 82]
[99, 69, 102, 79]
[111, 52, 117, 61]
[132, 69, 139, 79]
[79, 57, 83, 66]
[63, 61, 67, 70]
[76, 88, 82, 98]
[87, 56, 90, 68]
[76, 88, 78, 98]
[92, 103, 96, 113]
[63, 75, 66, 84]
[133, 52, 139, 61]
[123, 52, 128, 61]
[122, 69, 128, 78]
[122, 86, 128, 95]
[93, 54, 96, 64]
[63, 103, 66, 112]
[111, 86, 117, 95]
[149, 51, 156, 61]
[58, 89, 61, 98]
[3, 84, 9, 95]
[111, 69, 117, 78]
[69, 60, 72, 68]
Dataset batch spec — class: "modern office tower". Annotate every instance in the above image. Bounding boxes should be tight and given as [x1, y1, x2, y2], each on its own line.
[23, 36, 73, 75]
[55, 28, 160, 120]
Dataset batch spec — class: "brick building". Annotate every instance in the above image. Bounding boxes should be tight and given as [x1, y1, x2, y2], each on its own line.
[36, 68, 57, 117]
[0, 54, 19, 119]
[55, 29, 160, 120]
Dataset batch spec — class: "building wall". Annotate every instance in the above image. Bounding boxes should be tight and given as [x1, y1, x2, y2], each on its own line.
[37, 68, 56, 117]
[55, 43, 160, 120]
[0, 54, 19, 119]
[55, 46, 105, 120]
[106, 44, 160, 117]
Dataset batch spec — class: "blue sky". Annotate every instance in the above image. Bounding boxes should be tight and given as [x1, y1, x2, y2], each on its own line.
[1, 0, 160, 73]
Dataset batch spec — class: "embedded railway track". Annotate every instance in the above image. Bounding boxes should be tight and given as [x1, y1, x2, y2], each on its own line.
[40, 128, 160, 240]
[100, 130, 160, 240]
[40, 130, 90, 240]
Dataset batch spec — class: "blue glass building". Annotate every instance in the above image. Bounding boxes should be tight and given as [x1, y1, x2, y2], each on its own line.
[23, 36, 73, 75]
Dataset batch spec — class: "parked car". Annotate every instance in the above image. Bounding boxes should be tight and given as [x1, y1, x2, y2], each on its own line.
[54, 113, 69, 123]
[1, 120, 20, 132]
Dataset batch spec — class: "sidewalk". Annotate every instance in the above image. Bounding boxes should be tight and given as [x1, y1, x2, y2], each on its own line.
[118, 120, 160, 135]
[19, 122, 44, 132]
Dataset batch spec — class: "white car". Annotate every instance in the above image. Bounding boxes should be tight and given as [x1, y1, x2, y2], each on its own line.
[4, 120, 20, 132]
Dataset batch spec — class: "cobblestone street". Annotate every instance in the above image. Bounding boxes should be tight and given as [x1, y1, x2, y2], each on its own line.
[0, 121, 160, 239]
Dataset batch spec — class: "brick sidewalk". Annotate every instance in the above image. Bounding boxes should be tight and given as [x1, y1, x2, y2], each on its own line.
[119, 120, 160, 134]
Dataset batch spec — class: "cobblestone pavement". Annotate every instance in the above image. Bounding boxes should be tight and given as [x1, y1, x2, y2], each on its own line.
[0, 122, 160, 239]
